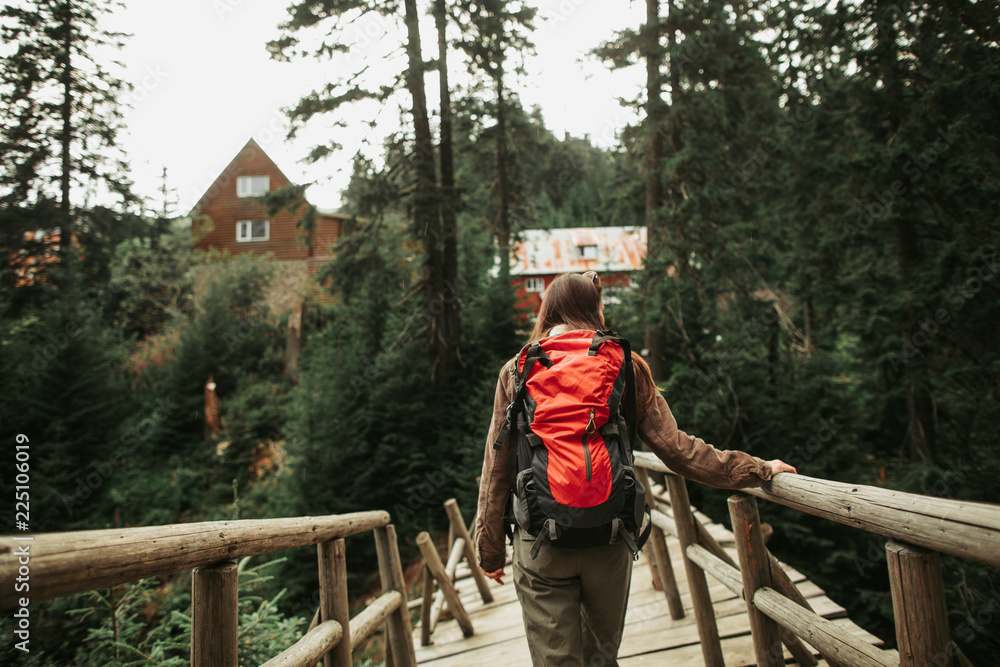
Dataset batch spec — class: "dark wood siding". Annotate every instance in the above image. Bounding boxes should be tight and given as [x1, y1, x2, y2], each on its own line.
[311, 215, 343, 258]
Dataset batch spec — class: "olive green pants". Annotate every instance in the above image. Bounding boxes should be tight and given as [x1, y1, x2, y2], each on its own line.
[512, 529, 633, 667]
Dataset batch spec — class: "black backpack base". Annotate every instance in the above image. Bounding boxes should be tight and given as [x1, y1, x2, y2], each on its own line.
[507, 466, 651, 559]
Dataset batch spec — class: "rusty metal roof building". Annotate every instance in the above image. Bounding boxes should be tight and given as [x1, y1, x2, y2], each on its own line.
[510, 226, 647, 276]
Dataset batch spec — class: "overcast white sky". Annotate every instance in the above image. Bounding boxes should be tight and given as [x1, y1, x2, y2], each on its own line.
[107, 0, 646, 215]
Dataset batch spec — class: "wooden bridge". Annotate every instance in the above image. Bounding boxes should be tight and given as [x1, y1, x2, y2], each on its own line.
[412, 496, 881, 665]
[2, 451, 998, 666]
[414, 506, 881, 667]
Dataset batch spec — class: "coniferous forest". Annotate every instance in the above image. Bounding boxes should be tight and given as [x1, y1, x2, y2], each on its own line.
[1, 0, 999, 664]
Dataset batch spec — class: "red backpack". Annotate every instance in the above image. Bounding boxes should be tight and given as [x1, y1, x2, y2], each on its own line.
[494, 330, 650, 559]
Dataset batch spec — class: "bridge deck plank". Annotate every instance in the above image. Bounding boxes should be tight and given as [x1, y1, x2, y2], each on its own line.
[414, 513, 886, 665]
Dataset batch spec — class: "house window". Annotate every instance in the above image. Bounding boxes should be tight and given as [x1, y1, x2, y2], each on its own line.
[525, 277, 545, 293]
[577, 244, 598, 259]
[237, 175, 270, 198]
[236, 219, 270, 242]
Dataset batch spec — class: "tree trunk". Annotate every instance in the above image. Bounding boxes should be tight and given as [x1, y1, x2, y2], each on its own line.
[643, 0, 666, 380]
[875, 0, 934, 463]
[494, 64, 511, 288]
[435, 0, 461, 384]
[436, 0, 455, 196]
[403, 0, 449, 387]
[58, 2, 73, 220]
[284, 298, 304, 375]
[665, 0, 681, 160]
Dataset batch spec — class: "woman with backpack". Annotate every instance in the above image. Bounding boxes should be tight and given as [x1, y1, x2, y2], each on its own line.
[473, 271, 798, 667]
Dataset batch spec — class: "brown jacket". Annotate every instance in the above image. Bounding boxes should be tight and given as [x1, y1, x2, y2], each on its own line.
[473, 351, 774, 573]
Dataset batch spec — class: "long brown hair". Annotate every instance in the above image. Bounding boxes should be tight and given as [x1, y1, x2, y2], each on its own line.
[528, 273, 603, 342]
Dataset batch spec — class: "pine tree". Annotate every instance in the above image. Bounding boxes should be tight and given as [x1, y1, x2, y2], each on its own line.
[631, 1, 1000, 656]
[0, 0, 134, 212]
[0, 0, 135, 294]
[434, 0, 461, 387]
[761, 0, 1000, 467]
[643, 0, 667, 380]
[454, 0, 535, 289]
[596, 0, 786, 387]
[270, 0, 462, 388]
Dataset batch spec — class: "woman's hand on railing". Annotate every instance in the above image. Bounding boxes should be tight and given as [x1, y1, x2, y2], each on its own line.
[484, 568, 506, 585]
[767, 459, 798, 476]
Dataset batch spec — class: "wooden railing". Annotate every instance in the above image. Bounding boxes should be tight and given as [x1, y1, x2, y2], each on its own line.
[0, 512, 416, 667]
[415, 498, 493, 645]
[633, 451, 1000, 667]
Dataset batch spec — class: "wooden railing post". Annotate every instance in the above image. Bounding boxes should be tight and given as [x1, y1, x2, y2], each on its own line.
[666, 475, 724, 667]
[375, 525, 417, 667]
[318, 539, 351, 667]
[635, 467, 666, 592]
[886, 540, 956, 667]
[646, 510, 685, 620]
[444, 498, 494, 604]
[429, 538, 466, 632]
[636, 468, 684, 619]
[765, 551, 829, 667]
[417, 531, 474, 638]
[191, 560, 238, 667]
[729, 495, 783, 667]
[687, 508, 817, 667]
[420, 564, 434, 646]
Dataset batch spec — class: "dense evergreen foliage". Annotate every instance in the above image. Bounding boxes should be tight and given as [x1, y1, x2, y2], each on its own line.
[1, 0, 998, 663]
[598, 0, 1000, 657]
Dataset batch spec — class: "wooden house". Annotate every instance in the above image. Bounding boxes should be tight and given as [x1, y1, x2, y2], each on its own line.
[191, 138, 345, 308]
[510, 226, 647, 314]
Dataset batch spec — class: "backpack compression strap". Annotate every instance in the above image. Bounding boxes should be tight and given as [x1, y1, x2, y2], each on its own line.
[589, 331, 638, 448]
[611, 516, 653, 561]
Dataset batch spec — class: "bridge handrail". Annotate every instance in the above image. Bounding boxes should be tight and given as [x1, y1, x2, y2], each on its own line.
[633, 451, 1000, 568]
[633, 451, 995, 666]
[0, 511, 416, 667]
[0, 511, 390, 608]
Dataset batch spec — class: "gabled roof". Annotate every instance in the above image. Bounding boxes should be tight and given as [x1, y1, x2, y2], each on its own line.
[190, 138, 292, 213]
[510, 226, 647, 276]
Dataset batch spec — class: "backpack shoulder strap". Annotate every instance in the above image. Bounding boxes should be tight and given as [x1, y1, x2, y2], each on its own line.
[491, 341, 553, 451]
[590, 331, 638, 448]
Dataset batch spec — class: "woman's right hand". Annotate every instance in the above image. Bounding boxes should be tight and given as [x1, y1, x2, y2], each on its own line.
[484, 568, 506, 585]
